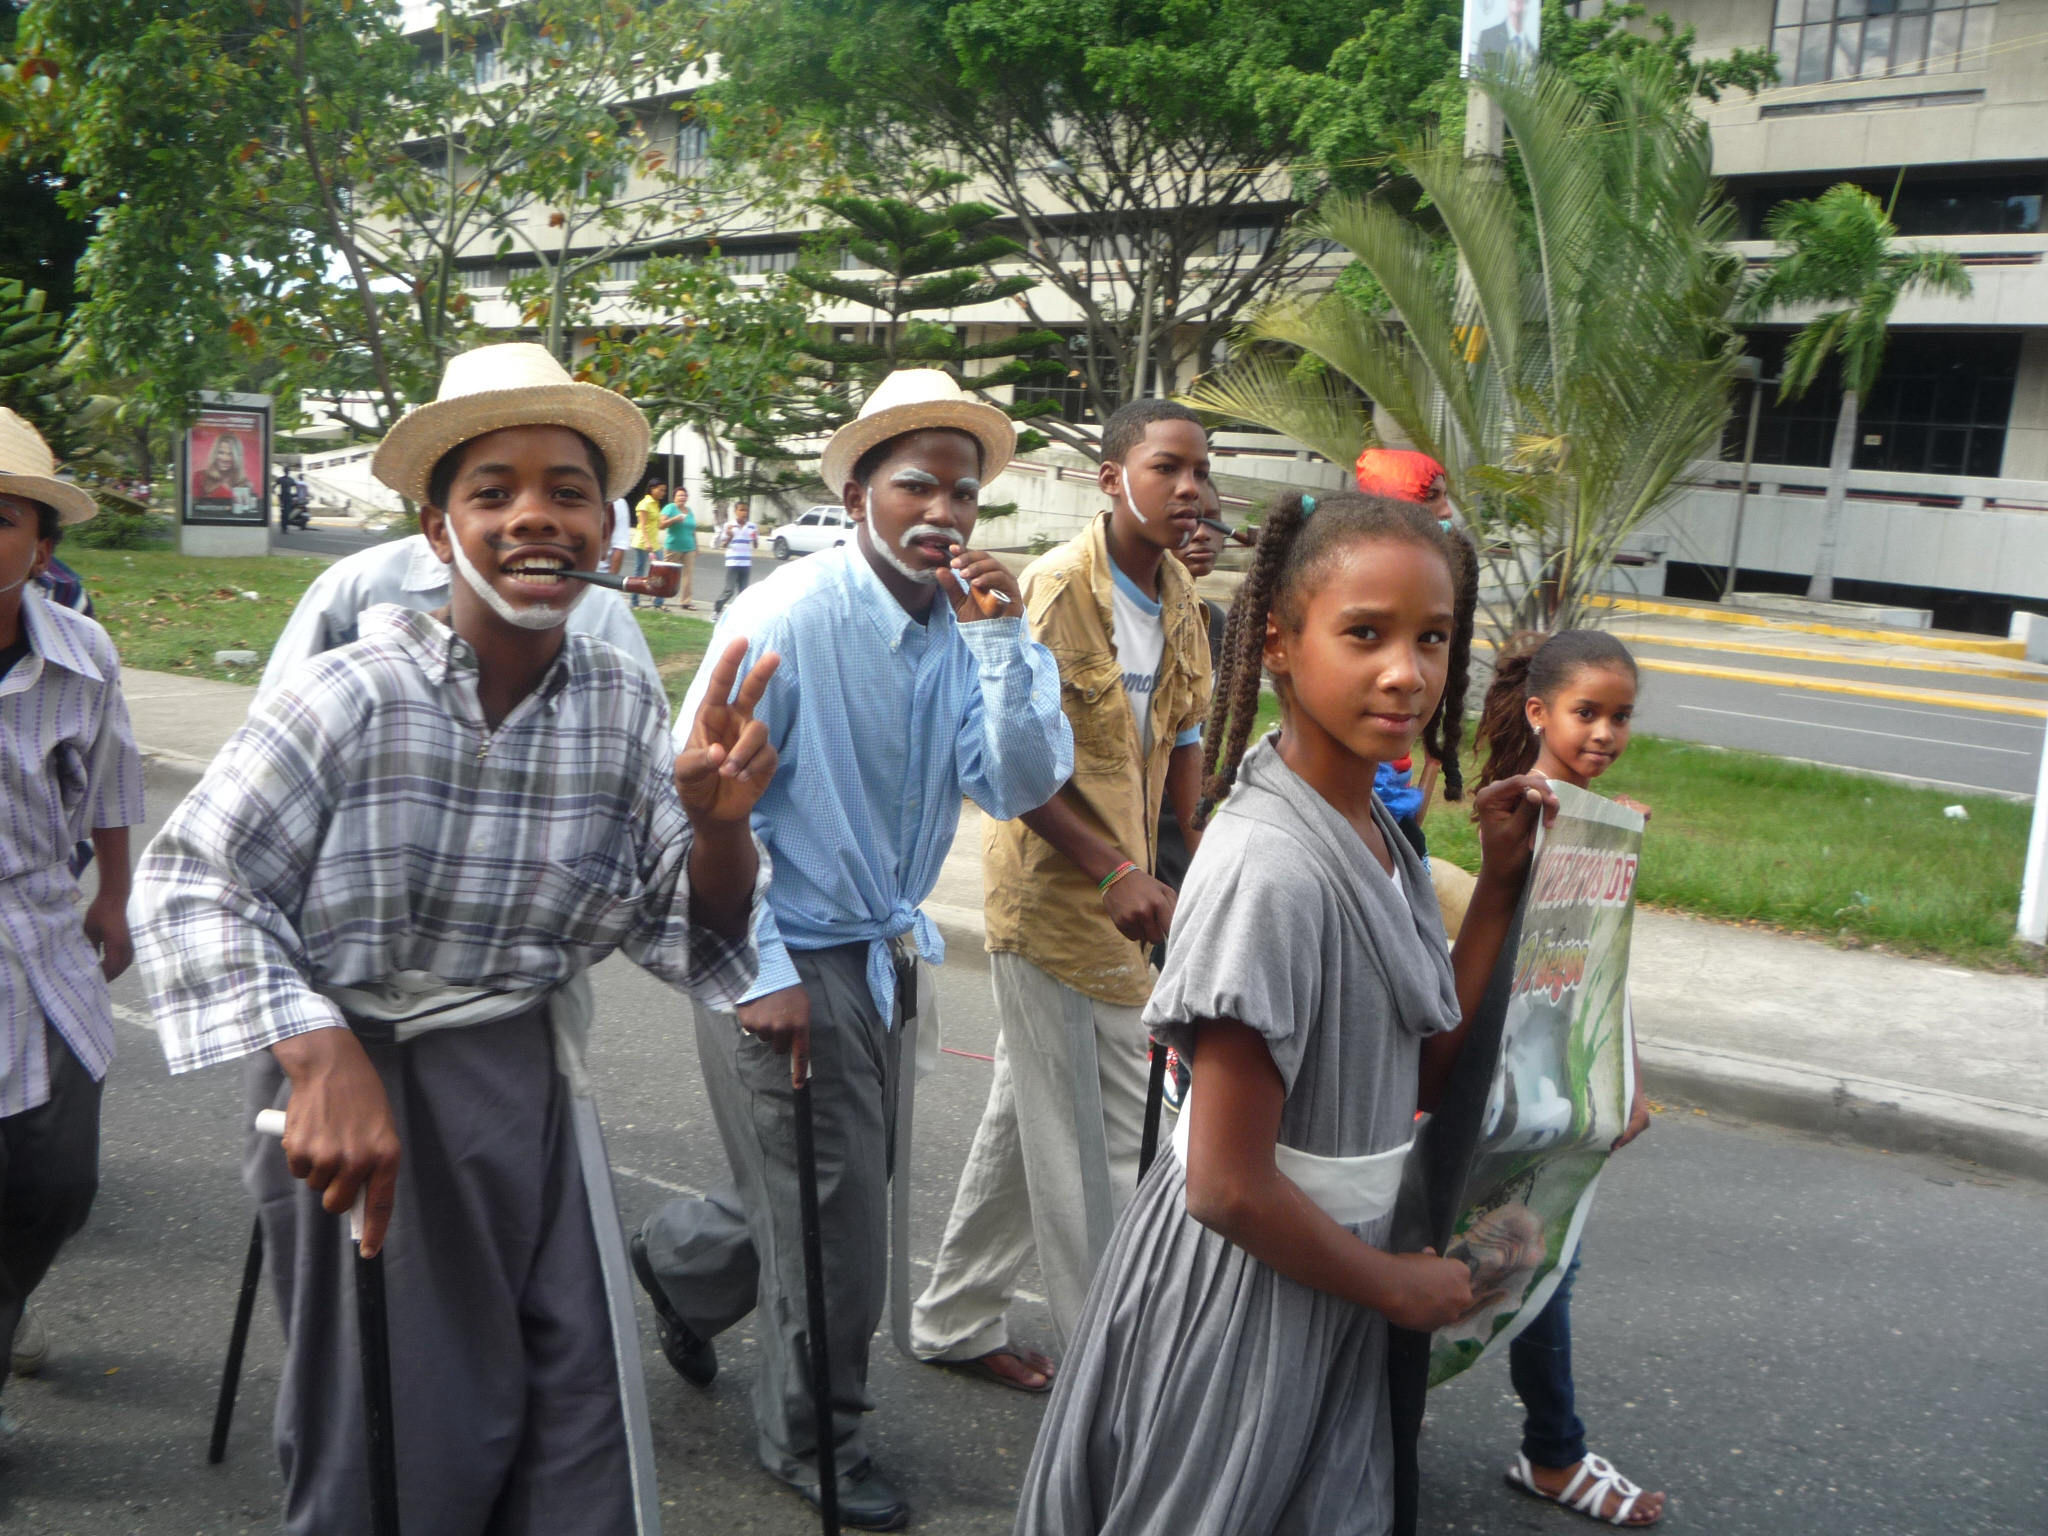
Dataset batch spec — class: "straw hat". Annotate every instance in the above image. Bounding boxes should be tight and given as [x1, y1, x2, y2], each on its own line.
[819, 370, 1016, 497]
[371, 343, 651, 506]
[0, 409, 98, 525]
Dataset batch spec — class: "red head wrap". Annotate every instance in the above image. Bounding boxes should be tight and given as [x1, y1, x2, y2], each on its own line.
[1353, 447, 1446, 504]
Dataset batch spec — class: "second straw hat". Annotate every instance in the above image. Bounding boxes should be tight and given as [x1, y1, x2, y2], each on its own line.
[371, 343, 651, 506]
[818, 370, 1016, 496]
[0, 408, 98, 525]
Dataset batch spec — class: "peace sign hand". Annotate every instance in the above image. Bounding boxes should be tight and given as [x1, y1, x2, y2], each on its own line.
[675, 637, 782, 829]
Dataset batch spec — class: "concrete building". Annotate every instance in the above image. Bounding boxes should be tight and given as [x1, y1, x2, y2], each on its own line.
[1640, 0, 2048, 631]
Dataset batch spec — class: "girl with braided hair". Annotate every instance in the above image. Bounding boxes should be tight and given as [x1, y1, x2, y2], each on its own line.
[1014, 490, 1558, 1536]
[1475, 630, 1666, 1527]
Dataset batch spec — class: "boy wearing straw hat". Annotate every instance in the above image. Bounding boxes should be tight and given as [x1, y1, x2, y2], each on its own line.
[131, 344, 779, 1535]
[631, 369, 1072, 1530]
[0, 409, 145, 1416]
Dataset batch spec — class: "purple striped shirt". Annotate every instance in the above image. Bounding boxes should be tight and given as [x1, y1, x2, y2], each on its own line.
[0, 590, 147, 1116]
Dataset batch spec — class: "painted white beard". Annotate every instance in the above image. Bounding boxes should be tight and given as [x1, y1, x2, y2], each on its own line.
[870, 522, 949, 587]
[447, 534, 580, 630]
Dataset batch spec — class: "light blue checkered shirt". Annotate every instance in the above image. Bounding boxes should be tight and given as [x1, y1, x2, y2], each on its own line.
[678, 545, 1072, 1022]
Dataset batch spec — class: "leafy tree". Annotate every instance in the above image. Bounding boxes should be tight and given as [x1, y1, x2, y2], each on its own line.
[1740, 183, 1971, 601]
[709, 0, 1361, 443]
[1187, 60, 1744, 633]
[790, 169, 1065, 449]
[6, 0, 802, 435]
[0, 2, 88, 312]
[591, 261, 835, 509]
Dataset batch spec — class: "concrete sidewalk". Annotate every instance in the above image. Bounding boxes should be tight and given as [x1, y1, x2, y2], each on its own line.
[126, 666, 2048, 1181]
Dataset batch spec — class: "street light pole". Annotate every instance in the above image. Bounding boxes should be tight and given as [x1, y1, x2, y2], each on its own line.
[1725, 354, 1766, 601]
[2020, 715, 2048, 946]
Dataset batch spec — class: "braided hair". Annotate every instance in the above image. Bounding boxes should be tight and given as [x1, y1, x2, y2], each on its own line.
[1198, 489, 1480, 825]
[1474, 630, 1639, 791]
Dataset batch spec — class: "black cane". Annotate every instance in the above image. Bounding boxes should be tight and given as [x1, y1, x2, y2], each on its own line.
[254, 1108, 401, 1534]
[1137, 1041, 1168, 1178]
[207, 1214, 266, 1463]
[791, 1062, 840, 1535]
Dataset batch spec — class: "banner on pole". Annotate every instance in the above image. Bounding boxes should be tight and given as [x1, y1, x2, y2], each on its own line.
[179, 393, 272, 527]
[1429, 781, 1642, 1387]
[1462, 0, 1541, 76]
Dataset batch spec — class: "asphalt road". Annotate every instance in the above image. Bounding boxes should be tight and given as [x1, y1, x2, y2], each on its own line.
[266, 521, 390, 561]
[3, 767, 2043, 1534]
[1629, 666, 2046, 798]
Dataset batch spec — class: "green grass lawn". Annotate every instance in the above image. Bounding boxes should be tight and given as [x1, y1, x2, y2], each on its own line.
[1241, 691, 2038, 971]
[66, 546, 716, 698]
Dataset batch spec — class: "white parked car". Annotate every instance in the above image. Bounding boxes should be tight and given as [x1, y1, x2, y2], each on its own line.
[773, 504, 852, 559]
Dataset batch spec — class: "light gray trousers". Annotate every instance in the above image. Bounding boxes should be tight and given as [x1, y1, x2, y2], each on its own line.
[638, 943, 904, 1484]
[244, 1010, 635, 1536]
[909, 951, 1150, 1358]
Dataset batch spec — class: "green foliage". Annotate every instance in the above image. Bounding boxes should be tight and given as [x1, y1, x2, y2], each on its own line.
[69, 503, 171, 549]
[1187, 60, 1744, 633]
[1744, 183, 1972, 402]
[1421, 731, 2043, 974]
[790, 169, 1065, 456]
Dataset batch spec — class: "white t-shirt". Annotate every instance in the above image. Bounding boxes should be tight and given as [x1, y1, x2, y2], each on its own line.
[608, 499, 633, 553]
[720, 519, 759, 566]
[1109, 564, 1170, 756]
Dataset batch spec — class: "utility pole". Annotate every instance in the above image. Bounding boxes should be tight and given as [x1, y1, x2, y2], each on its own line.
[2020, 716, 2048, 946]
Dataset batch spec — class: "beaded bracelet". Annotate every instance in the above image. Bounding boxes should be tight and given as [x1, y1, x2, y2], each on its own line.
[1097, 860, 1140, 896]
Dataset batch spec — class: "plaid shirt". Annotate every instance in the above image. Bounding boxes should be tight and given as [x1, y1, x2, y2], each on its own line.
[0, 592, 146, 1115]
[134, 605, 763, 1074]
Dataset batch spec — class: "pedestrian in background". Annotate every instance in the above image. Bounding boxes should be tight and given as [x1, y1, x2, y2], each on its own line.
[660, 487, 698, 610]
[1473, 630, 1664, 1529]
[630, 482, 665, 608]
[606, 493, 632, 575]
[911, 400, 1213, 1384]
[713, 503, 758, 616]
[0, 410, 145, 1421]
[1013, 489, 1551, 1536]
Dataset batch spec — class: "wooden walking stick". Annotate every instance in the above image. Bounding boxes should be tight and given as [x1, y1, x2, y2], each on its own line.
[1137, 1041, 1168, 1178]
[207, 1214, 266, 1464]
[791, 1061, 840, 1535]
[254, 1108, 401, 1536]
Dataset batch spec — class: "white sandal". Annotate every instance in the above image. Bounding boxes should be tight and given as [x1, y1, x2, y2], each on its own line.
[1506, 1450, 1663, 1526]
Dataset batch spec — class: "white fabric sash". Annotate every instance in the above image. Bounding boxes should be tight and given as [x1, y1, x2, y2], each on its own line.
[1170, 1091, 1414, 1228]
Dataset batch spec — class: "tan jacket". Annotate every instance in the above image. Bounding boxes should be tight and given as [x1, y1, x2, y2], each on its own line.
[983, 513, 1212, 1004]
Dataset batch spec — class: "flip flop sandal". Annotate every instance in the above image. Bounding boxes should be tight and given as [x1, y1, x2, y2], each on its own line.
[929, 1349, 1056, 1394]
[1506, 1450, 1663, 1526]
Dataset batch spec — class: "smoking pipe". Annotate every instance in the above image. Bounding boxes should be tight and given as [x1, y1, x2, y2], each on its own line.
[560, 562, 684, 599]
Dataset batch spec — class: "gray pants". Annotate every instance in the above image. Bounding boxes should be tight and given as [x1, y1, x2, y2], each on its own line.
[910, 952, 1149, 1357]
[638, 944, 904, 1483]
[245, 1010, 634, 1536]
[1, 1023, 102, 1397]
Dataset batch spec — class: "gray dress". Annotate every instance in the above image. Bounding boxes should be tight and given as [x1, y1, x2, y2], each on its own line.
[1013, 738, 1462, 1536]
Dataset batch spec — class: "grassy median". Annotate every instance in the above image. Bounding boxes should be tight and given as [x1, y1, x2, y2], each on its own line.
[66, 546, 715, 694]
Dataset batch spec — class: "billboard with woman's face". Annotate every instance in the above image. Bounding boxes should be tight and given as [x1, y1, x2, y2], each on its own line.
[180, 396, 271, 525]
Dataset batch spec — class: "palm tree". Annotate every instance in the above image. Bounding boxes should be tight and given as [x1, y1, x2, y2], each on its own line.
[1741, 184, 1970, 601]
[1184, 59, 1744, 633]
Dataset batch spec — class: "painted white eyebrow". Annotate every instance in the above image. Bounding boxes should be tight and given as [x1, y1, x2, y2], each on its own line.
[891, 467, 942, 487]
[954, 477, 982, 494]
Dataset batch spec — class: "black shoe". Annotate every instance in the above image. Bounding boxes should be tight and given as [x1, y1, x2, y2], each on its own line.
[782, 1458, 910, 1532]
[628, 1232, 716, 1389]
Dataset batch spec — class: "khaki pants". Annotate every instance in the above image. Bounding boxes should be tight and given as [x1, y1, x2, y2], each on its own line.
[910, 952, 1150, 1357]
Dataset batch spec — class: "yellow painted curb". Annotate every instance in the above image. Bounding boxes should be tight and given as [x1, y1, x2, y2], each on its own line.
[1589, 595, 2027, 659]
[1609, 630, 2048, 686]
[1636, 657, 2048, 719]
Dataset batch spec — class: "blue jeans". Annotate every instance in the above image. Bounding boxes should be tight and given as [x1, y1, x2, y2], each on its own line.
[1509, 1251, 1586, 1469]
[627, 547, 651, 607]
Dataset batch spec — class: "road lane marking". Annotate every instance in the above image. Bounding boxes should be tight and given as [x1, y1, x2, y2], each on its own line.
[1593, 595, 2027, 657]
[1641, 658, 2047, 719]
[1769, 690, 2045, 731]
[1615, 629, 2048, 685]
[1676, 704, 2033, 755]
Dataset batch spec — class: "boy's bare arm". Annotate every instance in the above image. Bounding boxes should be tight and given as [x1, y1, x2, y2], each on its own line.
[84, 826, 133, 981]
[1020, 793, 1175, 947]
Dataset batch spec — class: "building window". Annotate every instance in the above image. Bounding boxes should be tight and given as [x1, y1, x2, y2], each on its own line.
[605, 254, 648, 285]
[1772, 0, 1998, 88]
[472, 40, 501, 85]
[1013, 333, 1120, 425]
[1731, 331, 2019, 478]
[675, 118, 709, 169]
[1735, 172, 2044, 239]
[723, 243, 800, 275]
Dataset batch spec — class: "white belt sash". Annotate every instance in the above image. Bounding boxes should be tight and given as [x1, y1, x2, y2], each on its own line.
[1169, 1092, 1415, 1227]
